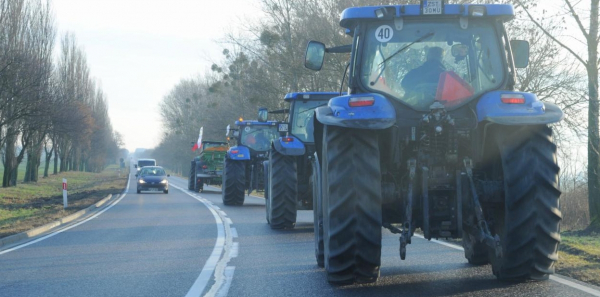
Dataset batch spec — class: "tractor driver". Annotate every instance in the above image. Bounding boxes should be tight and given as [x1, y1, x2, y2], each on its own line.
[401, 46, 446, 96]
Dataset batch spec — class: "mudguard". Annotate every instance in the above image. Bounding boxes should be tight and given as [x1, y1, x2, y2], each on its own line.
[273, 136, 306, 156]
[477, 91, 564, 125]
[227, 146, 250, 161]
[315, 93, 396, 129]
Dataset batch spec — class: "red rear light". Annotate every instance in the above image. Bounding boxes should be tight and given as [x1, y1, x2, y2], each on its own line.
[231, 150, 239, 154]
[348, 96, 375, 107]
[501, 94, 526, 104]
[202, 165, 208, 169]
[283, 137, 294, 142]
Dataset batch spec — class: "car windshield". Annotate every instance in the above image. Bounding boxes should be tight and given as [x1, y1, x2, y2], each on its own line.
[360, 19, 504, 111]
[291, 100, 329, 143]
[140, 167, 166, 176]
[240, 125, 279, 151]
[138, 160, 155, 167]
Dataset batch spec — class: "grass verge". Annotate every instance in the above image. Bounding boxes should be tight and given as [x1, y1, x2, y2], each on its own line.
[0, 165, 128, 238]
[556, 231, 600, 286]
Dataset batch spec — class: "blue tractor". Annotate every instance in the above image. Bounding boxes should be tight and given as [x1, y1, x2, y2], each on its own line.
[305, 1, 563, 284]
[222, 109, 280, 205]
[264, 92, 339, 229]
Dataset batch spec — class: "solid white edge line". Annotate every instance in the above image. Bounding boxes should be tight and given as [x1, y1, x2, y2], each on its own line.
[0, 175, 131, 255]
[180, 186, 225, 297]
[414, 234, 600, 295]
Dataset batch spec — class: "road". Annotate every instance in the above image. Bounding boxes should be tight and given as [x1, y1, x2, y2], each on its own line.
[0, 171, 599, 297]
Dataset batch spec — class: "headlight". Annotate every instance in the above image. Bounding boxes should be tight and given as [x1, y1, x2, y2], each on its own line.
[138, 179, 146, 184]
[160, 180, 167, 184]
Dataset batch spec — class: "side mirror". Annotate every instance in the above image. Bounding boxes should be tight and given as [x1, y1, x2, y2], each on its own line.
[167, 174, 171, 177]
[233, 130, 240, 138]
[226, 124, 231, 136]
[258, 107, 268, 122]
[305, 41, 326, 71]
[135, 174, 138, 177]
[510, 40, 529, 68]
[134, 164, 137, 168]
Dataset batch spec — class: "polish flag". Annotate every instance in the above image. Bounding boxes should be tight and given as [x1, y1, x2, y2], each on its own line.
[192, 127, 203, 151]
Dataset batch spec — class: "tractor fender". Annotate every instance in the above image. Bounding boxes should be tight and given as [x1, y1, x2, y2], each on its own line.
[273, 136, 306, 156]
[227, 146, 250, 161]
[315, 93, 396, 130]
[476, 91, 564, 125]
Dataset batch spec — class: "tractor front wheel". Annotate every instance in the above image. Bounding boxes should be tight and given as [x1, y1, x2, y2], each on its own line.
[322, 125, 382, 284]
[222, 159, 246, 206]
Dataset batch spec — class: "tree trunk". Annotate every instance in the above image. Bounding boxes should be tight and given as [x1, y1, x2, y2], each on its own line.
[587, 0, 600, 230]
[44, 147, 53, 178]
[53, 147, 59, 174]
[2, 132, 16, 187]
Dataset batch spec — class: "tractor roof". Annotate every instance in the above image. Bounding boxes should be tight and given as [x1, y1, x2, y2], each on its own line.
[234, 120, 278, 127]
[284, 92, 342, 102]
[340, 4, 514, 30]
[201, 140, 228, 145]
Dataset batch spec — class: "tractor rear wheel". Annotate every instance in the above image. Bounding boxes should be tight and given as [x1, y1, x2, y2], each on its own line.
[489, 125, 561, 280]
[222, 159, 246, 206]
[263, 160, 270, 224]
[267, 147, 297, 229]
[322, 125, 382, 284]
[311, 153, 324, 267]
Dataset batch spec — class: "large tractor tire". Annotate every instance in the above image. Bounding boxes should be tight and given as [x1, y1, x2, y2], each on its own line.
[267, 147, 297, 229]
[188, 166, 194, 190]
[489, 125, 561, 280]
[311, 152, 324, 268]
[222, 159, 246, 206]
[263, 160, 270, 224]
[322, 125, 382, 284]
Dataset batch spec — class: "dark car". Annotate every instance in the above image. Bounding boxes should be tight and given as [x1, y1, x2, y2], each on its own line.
[136, 166, 170, 194]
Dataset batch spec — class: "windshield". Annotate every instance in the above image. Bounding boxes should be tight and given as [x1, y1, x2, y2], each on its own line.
[137, 160, 156, 167]
[140, 167, 166, 176]
[240, 125, 279, 151]
[291, 100, 328, 143]
[360, 20, 504, 111]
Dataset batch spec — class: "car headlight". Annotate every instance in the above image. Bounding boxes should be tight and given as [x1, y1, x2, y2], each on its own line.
[138, 179, 146, 184]
[160, 180, 168, 184]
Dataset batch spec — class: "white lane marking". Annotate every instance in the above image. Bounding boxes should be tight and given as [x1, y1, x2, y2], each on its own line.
[231, 227, 238, 238]
[415, 234, 600, 295]
[174, 185, 237, 297]
[216, 266, 236, 297]
[0, 176, 131, 255]
[230, 242, 239, 258]
[550, 275, 600, 297]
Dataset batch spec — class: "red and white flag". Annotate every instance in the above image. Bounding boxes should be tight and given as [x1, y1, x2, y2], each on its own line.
[192, 127, 203, 151]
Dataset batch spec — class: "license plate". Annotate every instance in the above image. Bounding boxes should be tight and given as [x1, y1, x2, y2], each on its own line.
[149, 188, 160, 192]
[422, 0, 443, 15]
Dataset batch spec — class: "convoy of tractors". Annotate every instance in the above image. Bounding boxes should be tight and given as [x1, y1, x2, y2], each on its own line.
[186, 1, 563, 286]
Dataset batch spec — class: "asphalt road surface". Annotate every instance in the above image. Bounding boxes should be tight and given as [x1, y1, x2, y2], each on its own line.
[1, 171, 599, 297]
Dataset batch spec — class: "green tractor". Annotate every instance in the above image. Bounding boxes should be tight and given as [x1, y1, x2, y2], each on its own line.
[188, 141, 228, 192]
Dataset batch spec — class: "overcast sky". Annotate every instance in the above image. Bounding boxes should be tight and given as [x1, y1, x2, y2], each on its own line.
[52, 0, 261, 152]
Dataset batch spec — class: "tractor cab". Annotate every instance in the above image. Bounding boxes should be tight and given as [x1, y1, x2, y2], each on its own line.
[233, 119, 280, 154]
[284, 92, 339, 143]
[305, 2, 533, 114]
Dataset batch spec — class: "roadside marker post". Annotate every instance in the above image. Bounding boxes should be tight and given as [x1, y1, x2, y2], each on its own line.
[62, 178, 68, 208]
